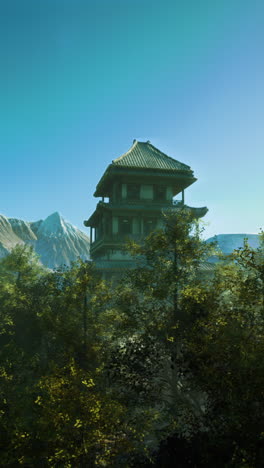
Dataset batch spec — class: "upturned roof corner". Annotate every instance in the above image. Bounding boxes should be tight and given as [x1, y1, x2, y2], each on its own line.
[94, 140, 195, 197]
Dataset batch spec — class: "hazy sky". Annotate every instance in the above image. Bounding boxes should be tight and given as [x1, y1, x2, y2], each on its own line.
[1, 0, 264, 238]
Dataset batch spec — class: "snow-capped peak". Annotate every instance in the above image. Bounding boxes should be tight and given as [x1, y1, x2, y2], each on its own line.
[37, 212, 68, 237]
[37, 212, 83, 239]
[0, 212, 90, 268]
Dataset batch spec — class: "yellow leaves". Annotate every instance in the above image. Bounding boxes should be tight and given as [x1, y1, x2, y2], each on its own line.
[74, 418, 82, 428]
[53, 448, 68, 460]
[181, 284, 207, 304]
[90, 400, 102, 420]
[69, 361, 77, 376]
[15, 431, 29, 440]
[167, 336, 175, 342]
[57, 412, 70, 424]
[215, 318, 228, 328]
[0, 366, 13, 381]
[34, 395, 42, 405]
[82, 378, 95, 388]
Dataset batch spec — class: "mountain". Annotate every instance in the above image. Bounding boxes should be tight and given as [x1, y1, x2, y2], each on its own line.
[206, 233, 260, 260]
[1, 214, 260, 270]
[0, 212, 90, 269]
[0, 215, 25, 257]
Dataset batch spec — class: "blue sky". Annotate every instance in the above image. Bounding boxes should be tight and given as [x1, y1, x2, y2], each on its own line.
[1, 0, 263, 238]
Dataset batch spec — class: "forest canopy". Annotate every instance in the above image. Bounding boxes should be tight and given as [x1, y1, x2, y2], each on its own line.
[0, 214, 263, 467]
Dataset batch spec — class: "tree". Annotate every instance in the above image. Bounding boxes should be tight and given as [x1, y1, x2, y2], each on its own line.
[0, 248, 149, 466]
[102, 209, 215, 463]
[105, 216, 264, 466]
[170, 233, 264, 467]
[0, 245, 47, 464]
[110, 209, 213, 340]
[1, 225, 263, 466]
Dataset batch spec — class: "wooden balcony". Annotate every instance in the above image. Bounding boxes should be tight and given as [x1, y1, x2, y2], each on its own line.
[90, 233, 143, 255]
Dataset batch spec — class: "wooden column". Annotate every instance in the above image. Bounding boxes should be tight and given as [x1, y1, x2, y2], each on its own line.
[182, 190, 185, 204]
[140, 216, 144, 236]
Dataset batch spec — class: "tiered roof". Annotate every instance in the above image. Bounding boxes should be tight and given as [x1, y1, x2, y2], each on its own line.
[112, 140, 191, 171]
[94, 140, 195, 196]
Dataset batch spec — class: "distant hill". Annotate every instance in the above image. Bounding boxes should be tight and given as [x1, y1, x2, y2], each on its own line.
[0, 212, 90, 269]
[206, 233, 260, 260]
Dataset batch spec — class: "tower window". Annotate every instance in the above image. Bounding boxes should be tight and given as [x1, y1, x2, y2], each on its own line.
[119, 217, 132, 235]
[154, 186, 166, 201]
[143, 218, 156, 235]
[127, 184, 140, 200]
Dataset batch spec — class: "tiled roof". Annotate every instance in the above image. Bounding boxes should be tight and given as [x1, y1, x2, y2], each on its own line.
[94, 140, 196, 197]
[163, 205, 208, 218]
[112, 140, 191, 172]
[199, 262, 216, 272]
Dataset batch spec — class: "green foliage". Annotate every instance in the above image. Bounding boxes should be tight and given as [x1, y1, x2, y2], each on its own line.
[0, 246, 159, 466]
[0, 222, 264, 466]
[0, 247, 121, 465]
[172, 233, 264, 466]
[104, 213, 264, 466]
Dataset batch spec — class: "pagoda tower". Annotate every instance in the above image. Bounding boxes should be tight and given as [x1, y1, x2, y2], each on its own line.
[84, 140, 207, 280]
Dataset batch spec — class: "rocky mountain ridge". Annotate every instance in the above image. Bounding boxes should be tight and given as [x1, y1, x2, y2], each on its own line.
[0, 213, 261, 270]
[0, 212, 90, 269]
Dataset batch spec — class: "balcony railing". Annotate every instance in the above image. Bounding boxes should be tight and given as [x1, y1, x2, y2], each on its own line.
[90, 233, 148, 253]
[97, 199, 176, 207]
[172, 199, 184, 206]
